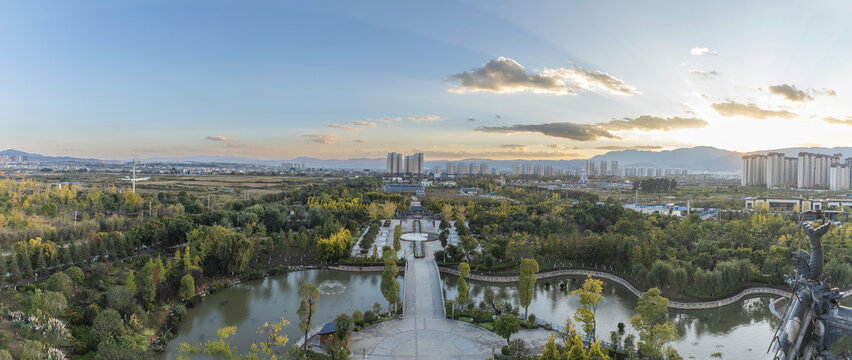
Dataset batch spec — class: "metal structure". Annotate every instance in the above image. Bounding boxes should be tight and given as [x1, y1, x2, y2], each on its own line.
[121, 159, 150, 193]
[768, 211, 852, 359]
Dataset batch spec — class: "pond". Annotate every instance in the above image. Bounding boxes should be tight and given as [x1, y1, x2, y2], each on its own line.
[161, 269, 780, 359]
[441, 274, 779, 360]
[160, 270, 403, 359]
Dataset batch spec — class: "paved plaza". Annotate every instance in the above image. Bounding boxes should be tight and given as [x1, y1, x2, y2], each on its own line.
[348, 241, 506, 359]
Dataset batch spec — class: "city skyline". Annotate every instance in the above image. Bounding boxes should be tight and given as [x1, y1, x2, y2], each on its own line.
[2, 1, 852, 160]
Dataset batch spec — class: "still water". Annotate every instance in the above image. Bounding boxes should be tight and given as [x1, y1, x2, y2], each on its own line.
[441, 274, 779, 360]
[163, 270, 779, 359]
[161, 270, 402, 359]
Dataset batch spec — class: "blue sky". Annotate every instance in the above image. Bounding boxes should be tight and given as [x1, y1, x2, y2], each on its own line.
[1, 1, 851, 160]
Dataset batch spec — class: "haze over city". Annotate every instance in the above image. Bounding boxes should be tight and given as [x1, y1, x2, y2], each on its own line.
[2, 1, 852, 161]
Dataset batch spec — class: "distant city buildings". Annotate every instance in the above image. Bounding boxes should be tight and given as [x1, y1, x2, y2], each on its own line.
[281, 162, 305, 170]
[444, 162, 488, 175]
[741, 152, 851, 190]
[386, 152, 424, 175]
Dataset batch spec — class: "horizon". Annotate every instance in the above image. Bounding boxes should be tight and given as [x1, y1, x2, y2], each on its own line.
[2, 2, 852, 161]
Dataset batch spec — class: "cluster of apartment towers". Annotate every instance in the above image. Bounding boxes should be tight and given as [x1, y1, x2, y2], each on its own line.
[742, 152, 852, 190]
[386, 152, 424, 175]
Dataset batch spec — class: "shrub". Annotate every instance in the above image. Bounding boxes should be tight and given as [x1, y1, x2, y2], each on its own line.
[528, 314, 536, 323]
[364, 310, 377, 323]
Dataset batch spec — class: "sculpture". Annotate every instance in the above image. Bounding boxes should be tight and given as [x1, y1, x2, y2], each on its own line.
[769, 217, 852, 359]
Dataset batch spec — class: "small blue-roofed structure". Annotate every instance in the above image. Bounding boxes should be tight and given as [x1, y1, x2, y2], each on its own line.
[318, 322, 337, 345]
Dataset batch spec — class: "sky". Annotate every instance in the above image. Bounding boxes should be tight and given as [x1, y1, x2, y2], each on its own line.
[1, 1, 852, 161]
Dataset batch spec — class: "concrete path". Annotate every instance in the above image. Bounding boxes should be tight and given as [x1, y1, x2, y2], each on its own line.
[348, 241, 506, 359]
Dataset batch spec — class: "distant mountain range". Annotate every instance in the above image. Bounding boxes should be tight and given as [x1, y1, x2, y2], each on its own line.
[4, 146, 852, 173]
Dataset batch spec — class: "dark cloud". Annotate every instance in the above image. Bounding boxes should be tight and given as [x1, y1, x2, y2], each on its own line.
[766, 84, 836, 103]
[448, 56, 639, 96]
[596, 145, 663, 150]
[475, 122, 619, 141]
[466, 117, 475, 122]
[602, 115, 709, 131]
[475, 115, 707, 141]
[205, 136, 231, 142]
[711, 101, 796, 119]
[302, 134, 338, 144]
[824, 116, 852, 126]
[495, 115, 501, 119]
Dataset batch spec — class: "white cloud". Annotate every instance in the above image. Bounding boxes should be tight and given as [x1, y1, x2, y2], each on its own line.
[351, 121, 377, 127]
[690, 47, 718, 56]
[302, 134, 338, 144]
[205, 136, 232, 142]
[408, 114, 446, 123]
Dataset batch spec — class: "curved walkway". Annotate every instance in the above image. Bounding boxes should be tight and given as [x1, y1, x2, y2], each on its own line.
[438, 267, 800, 310]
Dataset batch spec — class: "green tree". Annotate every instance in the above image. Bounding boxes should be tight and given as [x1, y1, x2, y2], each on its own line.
[459, 235, 477, 261]
[456, 262, 470, 311]
[672, 267, 688, 295]
[572, 276, 604, 342]
[44, 272, 73, 297]
[106, 285, 136, 316]
[631, 288, 679, 358]
[538, 333, 561, 360]
[298, 282, 320, 352]
[518, 258, 539, 320]
[494, 313, 520, 345]
[179, 274, 196, 301]
[66, 266, 85, 284]
[334, 313, 353, 341]
[381, 254, 400, 315]
[125, 270, 136, 295]
[93, 308, 123, 342]
[139, 258, 157, 304]
[393, 224, 402, 252]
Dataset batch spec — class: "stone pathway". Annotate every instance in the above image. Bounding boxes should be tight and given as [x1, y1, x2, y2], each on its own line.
[348, 242, 506, 359]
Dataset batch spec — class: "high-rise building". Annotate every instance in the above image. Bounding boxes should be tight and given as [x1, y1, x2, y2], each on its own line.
[404, 153, 424, 175]
[610, 161, 619, 178]
[599, 161, 608, 176]
[742, 154, 766, 186]
[765, 152, 797, 188]
[830, 164, 851, 190]
[386, 152, 403, 175]
[797, 152, 834, 189]
[586, 161, 596, 177]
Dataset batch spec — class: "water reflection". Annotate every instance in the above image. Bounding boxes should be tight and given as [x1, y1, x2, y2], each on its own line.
[441, 274, 778, 360]
[161, 270, 402, 360]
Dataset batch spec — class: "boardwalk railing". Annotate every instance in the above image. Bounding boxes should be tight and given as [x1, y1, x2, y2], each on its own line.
[294, 324, 324, 348]
[432, 260, 446, 317]
[436, 267, 816, 310]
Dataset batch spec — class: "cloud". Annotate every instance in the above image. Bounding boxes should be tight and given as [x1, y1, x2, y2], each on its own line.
[596, 145, 663, 150]
[354, 139, 368, 143]
[495, 115, 501, 119]
[408, 114, 446, 122]
[205, 136, 232, 142]
[466, 117, 475, 122]
[688, 69, 719, 80]
[601, 115, 709, 131]
[690, 47, 718, 56]
[351, 121, 377, 127]
[302, 134, 338, 144]
[475, 115, 707, 141]
[711, 101, 796, 119]
[765, 84, 836, 103]
[475, 122, 619, 141]
[328, 124, 356, 130]
[448, 56, 639, 96]
[498, 144, 527, 150]
[824, 116, 852, 126]
[368, 117, 402, 123]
